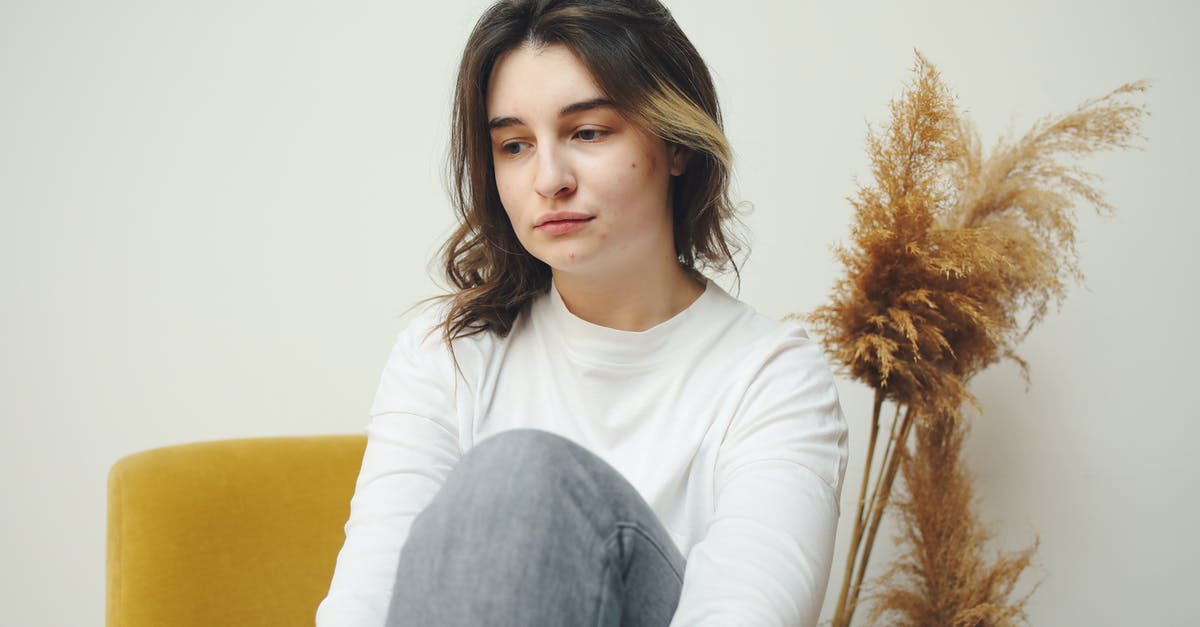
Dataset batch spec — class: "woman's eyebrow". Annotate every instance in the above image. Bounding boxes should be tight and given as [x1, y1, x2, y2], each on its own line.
[559, 97, 616, 117]
[488, 98, 617, 130]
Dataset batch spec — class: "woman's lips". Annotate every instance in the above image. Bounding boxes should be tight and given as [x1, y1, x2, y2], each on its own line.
[535, 216, 594, 235]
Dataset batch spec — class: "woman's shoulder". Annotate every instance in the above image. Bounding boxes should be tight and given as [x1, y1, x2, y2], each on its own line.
[703, 281, 816, 344]
[388, 296, 511, 371]
[700, 283, 832, 377]
[389, 298, 449, 354]
[370, 297, 509, 416]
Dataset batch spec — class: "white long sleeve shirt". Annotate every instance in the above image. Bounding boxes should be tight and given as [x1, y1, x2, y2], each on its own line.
[317, 279, 848, 626]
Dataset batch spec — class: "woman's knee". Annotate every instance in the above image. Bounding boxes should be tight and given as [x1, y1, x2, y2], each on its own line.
[446, 429, 585, 501]
[461, 429, 581, 475]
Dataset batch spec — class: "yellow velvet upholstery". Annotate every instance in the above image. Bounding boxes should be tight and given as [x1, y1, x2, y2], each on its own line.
[106, 435, 366, 627]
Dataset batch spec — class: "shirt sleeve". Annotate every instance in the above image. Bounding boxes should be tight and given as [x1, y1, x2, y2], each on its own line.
[668, 328, 849, 627]
[316, 309, 463, 627]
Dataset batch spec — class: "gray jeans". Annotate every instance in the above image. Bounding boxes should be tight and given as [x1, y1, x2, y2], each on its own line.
[386, 428, 687, 627]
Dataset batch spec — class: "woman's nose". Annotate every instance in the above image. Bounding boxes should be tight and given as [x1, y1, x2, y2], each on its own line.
[533, 145, 577, 199]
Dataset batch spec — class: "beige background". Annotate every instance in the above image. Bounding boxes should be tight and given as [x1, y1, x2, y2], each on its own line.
[3, 0, 1196, 624]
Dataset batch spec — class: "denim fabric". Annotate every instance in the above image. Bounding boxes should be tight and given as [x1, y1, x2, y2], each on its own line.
[386, 429, 687, 627]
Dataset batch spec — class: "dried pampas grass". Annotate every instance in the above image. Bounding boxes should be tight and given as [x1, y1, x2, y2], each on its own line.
[810, 51, 1148, 626]
[810, 53, 1147, 420]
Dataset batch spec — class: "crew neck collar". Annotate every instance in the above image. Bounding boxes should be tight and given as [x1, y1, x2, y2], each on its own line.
[541, 278, 716, 367]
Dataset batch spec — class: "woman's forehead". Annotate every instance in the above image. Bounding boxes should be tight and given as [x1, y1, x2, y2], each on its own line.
[486, 43, 608, 120]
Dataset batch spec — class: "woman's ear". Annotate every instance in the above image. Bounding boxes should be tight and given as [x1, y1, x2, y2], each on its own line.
[668, 144, 690, 176]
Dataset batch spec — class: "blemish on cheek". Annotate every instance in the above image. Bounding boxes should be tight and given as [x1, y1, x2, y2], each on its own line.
[630, 162, 637, 169]
[599, 233, 607, 241]
[569, 252, 576, 260]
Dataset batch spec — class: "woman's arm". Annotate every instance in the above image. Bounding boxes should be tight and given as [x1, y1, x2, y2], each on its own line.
[669, 329, 849, 627]
[316, 309, 463, 627]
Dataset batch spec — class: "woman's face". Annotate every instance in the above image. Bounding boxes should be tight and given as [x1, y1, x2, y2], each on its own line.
[486, 43, 686, 280]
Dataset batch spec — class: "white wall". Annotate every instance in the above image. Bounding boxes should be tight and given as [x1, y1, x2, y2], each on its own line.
[2, 1, 1195, 624]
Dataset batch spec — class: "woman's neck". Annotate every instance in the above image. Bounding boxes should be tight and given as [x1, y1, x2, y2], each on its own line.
[552, 262, 705, 332]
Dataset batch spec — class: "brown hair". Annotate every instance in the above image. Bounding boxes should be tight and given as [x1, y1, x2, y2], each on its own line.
[439, 0, 740, 343]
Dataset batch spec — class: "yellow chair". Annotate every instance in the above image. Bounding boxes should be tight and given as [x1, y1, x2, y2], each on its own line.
[106, 435, 366, 626]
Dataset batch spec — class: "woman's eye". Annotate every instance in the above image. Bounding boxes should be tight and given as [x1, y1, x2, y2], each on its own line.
[501, 141, 526, 156]
[576, 129, 604, 141]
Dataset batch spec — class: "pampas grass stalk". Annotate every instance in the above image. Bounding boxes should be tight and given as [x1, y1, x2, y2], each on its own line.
[856, 406, 914, 602]
[809, 50, 1148, 626]
[867, 414, 1040, 627]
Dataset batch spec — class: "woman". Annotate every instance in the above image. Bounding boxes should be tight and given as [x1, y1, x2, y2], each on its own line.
[318, 1, 848, 625]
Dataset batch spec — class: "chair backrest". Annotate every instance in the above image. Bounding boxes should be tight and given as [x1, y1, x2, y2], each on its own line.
[106, 435, 366, 627]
